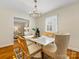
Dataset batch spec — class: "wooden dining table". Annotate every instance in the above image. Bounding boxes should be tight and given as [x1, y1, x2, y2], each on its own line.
[24, 35, 55, 59]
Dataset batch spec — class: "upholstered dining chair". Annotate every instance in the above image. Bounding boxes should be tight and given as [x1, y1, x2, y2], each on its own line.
[43, 33, 70, 59]
[14, 35, 42, 59]
[54, 33, 70, 59]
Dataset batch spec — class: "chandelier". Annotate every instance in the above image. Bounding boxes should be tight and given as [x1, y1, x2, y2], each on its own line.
[29, 0, 41, 17]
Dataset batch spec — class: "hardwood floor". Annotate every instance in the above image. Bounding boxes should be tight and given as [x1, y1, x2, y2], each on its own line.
[0, 45, 79, 59]
[0, 45, 15, 59]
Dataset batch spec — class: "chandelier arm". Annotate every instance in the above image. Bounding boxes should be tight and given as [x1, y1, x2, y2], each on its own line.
[29, 0, 41, 17]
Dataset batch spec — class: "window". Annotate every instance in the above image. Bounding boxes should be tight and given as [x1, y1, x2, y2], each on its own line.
[45, 16, 58, 32]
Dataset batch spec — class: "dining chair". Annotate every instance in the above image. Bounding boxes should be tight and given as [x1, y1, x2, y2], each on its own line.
[42, 32, 55, 37]
[14, 36, 31, 59]
[14, 35, 42, 59]
[26, 40, 34, 46]
[54, 33, 70, 59]
[14, 35, 33, 46]
[43, 33, 70, 59]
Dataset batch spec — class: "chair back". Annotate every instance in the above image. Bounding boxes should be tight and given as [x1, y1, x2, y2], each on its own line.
[42, 32, 55, 37]
[14, 36, 30, 59]
[55, 33, 70, 59]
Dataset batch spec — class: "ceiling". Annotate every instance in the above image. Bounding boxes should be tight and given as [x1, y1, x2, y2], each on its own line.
[0, 0, 78, 14]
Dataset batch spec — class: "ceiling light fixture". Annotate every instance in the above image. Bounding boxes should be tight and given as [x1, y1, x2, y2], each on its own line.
[29, 0, 41, 17]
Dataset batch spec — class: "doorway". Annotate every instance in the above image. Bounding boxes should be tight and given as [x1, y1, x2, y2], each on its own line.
[14, 17, 29, 39]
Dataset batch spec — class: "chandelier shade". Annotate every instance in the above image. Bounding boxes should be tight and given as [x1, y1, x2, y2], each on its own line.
[29, 0, 41, 17]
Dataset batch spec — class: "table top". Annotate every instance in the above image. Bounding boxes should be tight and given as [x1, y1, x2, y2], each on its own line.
[24, 35, 55, 46]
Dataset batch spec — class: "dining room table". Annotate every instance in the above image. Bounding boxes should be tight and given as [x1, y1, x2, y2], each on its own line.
[24, 35, 55, 59]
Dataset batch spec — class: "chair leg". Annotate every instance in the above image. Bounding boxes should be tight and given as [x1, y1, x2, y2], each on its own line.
[41, 51, 44, 59]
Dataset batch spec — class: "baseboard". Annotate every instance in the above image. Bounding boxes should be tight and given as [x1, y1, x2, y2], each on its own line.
[68, 47, 79, 52]
[0, 43, 13, 48]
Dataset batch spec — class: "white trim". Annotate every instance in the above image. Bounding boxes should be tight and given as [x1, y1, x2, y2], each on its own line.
[14, 17, 29, 23]
[68, 47, 79, 52]
[0, 43, 13, 48]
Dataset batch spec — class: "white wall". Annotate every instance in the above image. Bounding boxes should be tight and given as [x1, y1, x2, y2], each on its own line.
[0, 8, 35, 47]
[36, 2, 79, 51]
[0, 9, 13, 47]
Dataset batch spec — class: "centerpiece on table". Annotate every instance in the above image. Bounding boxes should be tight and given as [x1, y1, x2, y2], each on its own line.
[32, 27, 40, 38]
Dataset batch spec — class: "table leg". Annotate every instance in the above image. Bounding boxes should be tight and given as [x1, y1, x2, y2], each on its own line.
[41, 45, 44, 59]
[41, 48, 44, 59]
